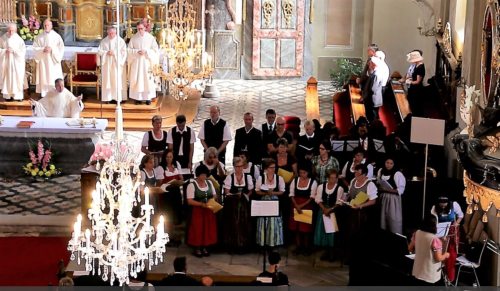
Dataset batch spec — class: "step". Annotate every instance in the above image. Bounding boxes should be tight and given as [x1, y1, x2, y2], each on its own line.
[0, 100, 161, 114]
[81, 111, 174, 120]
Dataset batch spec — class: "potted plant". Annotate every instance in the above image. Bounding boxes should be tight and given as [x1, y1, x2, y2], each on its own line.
[329, 57, 363, 88]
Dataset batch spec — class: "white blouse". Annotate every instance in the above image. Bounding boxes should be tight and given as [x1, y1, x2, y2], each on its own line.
[186, 179, 217, 199]
[315, 183, 346, 204]
[349, 179, 378, 200]
[376, 169, 406, 195]
[163, 161, 183, 177]
[255, 173, 285, 192]
[223, 173, 255, 195]
[289, 177, 317, 199]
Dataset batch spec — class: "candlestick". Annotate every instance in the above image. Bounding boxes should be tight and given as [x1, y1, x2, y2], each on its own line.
[85, 229, 91, 248]
[196, 31, 201, 45]
[144, 187, 150, 206]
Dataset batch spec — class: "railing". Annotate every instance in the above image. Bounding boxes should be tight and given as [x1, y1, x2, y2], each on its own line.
[0, 0, 16, 23]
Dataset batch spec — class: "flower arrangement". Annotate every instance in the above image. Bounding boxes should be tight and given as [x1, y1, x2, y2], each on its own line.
[19, 15, 43, 42]
[23, 139, 61, 178]
[89, 142, 129, 170]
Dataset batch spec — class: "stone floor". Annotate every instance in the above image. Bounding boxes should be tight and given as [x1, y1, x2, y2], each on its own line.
[1, 80, 348, 286]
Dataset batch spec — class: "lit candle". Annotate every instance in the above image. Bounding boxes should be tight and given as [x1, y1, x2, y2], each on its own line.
[144, 187, 150, 207]
[85, 229, 91, 248]
[140, 230, 146, 249]
[161, 30, 166, 46]
[157, 215, 165, 238]
[111, 232, 117, 251]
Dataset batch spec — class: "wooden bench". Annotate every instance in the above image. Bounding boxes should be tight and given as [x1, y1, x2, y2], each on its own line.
[348, 84, 366, 124]
[389, 80, 411, 121]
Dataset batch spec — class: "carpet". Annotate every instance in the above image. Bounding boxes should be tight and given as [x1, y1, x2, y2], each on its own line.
[0, 237, 70, 286]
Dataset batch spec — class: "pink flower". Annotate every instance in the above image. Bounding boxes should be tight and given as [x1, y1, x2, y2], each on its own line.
[37, 140, 44, 163]
[42, 150, 52, 170]
[29, 150, 37, 165]
[21, 16, 28, 27]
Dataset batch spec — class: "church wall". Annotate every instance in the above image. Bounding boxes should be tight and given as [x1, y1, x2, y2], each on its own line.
[311, 0, 373, 81]
[372, 0, 440, 84]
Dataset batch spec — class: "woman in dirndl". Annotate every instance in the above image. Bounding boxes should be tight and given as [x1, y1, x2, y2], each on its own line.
[430, 196, 464, 283]
[377, 157, 406, 234]
[289, 161, 317, 255]
[222, 156, 254, 253]
[255, 158, 286, 247]
[187, 164, 218, 257]
[314, 169, 345, 261]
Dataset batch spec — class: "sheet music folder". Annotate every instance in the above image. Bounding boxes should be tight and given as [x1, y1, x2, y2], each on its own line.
[345, 140, 358, 151]
[331, 140, 345, 152]
[251, 200, 279, 217]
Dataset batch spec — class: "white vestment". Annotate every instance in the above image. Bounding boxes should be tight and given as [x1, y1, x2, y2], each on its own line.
[98, 35, 127, 102]
[32, 30, 64, 96]
[32, 88, 84, 118]
[0, 33, 26, 100]
[127, 32, 159, 101]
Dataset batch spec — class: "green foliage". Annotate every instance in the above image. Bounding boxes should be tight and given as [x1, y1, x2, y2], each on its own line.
[329, 58, 363, 88]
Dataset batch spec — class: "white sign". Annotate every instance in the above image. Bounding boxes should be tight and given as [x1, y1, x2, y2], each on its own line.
[251, 200, 279, 217]
[410, 117, 445, 146]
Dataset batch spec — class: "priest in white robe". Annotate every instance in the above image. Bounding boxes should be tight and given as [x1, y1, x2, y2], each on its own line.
[32, 19, 64, 97]
[31, 78, 84, 118]
[0, 24, 26, 101]
[127, 23, 159, 105]
[98, 27, 127, 103]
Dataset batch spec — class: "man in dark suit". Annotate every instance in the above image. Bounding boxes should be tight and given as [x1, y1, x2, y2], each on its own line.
[261, 108, 277, 138]
[295, 120, 321, 166]
[158, 256, 201, 286]
[234, 112, 263, 165]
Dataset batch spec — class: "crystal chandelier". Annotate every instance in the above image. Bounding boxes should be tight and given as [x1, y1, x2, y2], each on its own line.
[68, 1, 168, 286]
[159, 0, 213, 100]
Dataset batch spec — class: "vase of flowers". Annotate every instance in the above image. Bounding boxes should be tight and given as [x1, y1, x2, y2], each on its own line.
[19, 15, 43, 42]
[23, 139, 61, 179]
[89, 141, 130, 171]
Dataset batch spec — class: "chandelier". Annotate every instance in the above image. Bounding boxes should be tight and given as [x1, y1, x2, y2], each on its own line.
[159, 0, 213, 100]
[68, 0, 168, 286]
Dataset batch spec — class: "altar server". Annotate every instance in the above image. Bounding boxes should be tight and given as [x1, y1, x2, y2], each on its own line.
[32, 19, 64, 97]
[0, 23, 26, 101]
[31, 78, 83, 118]
[127, 23, 159, 105]
[98, 27, 127, 103]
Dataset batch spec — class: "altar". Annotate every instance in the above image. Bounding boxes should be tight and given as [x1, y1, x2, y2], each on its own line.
[0, 116, 107, 176]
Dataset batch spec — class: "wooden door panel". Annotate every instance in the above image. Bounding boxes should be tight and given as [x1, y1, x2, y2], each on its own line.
[252, 0, 304, 77]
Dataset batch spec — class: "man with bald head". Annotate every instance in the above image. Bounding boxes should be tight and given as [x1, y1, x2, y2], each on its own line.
[0, 23, 26, 101]
[98, 27, 127, 103]
[32, 19, 64, 97]
[198, 105, 232, 163]
[265, 116, 294, 155]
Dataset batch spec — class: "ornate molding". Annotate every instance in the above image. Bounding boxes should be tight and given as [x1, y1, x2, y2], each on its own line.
[442, 22, 452, 57]
[463, 171, 500, 222]
[262, 0, 274, 28]
[281, 0, 293, 28]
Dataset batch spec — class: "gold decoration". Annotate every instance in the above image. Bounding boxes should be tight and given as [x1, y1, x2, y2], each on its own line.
[281, 0, 294, 29]
[74, 0, 105, 41]
[485, 135, 500, 154]
[262, 0, 274, 28]
[483, 213, 489, 223]
[442, 22, 452, 57]
[463, 171, 500, 219]
[158, 0, 213, 100]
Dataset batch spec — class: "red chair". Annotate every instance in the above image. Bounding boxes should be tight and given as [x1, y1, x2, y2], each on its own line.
[284, 116, 301, 140]
[69, 52, 100, 99]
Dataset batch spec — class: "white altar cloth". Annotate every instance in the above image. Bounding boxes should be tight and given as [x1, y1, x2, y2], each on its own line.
[0, 116, 107, 139]
[26, 45, 98, 61]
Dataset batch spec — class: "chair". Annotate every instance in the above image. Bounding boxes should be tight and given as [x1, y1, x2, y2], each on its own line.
[455, 235, 487, 286]
[69, 52, 100, 99]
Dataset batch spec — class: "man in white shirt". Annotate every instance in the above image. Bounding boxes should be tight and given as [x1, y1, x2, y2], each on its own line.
[32, 19, 64, 97]
[31, 78, 84, 118]
[198, 105, 232, 164]
[167, 114, 196, 171]
[127, 23, 159, 105]
[98, 27, 127, 103]
[0, 24, 26, 101]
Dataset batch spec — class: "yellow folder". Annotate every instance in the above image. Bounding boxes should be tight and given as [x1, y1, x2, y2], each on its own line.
[278, 168, 294, 184]
[206, 198, 223, 213]
[293, 209, 313, 224]
[349, 191, 369, 207]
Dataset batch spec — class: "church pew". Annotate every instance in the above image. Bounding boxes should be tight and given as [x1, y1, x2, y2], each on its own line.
[332, 91, 354, 137]
[389, 80, 411, 121]
[348, 84, 366, 124]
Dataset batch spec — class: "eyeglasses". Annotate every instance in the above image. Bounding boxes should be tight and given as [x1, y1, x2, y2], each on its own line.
[234, 165, 243, 168]
[277, 123, 285, 126]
